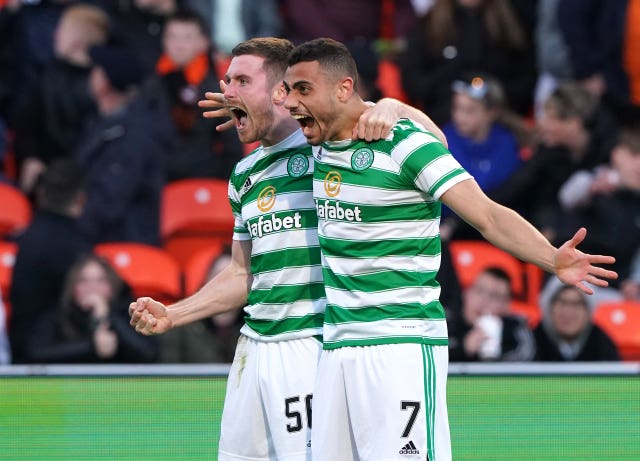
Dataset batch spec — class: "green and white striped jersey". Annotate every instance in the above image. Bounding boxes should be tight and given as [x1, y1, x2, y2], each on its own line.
[312, 119, 472, 349]
[229, 129, 324, 342]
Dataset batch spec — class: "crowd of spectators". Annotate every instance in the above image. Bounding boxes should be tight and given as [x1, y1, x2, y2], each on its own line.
[1, 0, 638, 364]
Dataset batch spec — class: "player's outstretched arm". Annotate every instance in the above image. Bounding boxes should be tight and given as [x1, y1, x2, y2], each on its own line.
[129, 239, 252, 336]
[198, 81, 234, 132]
[441, 179, 617, 295]
[353, 98, 447, 147]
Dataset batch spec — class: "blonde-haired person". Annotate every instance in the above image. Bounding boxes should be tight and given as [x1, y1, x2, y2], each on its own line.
[14, 3, 110, 195]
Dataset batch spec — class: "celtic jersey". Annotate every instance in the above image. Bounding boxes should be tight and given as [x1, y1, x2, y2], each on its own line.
[312, 119, 472, 349]
[229, 129, 324, 342]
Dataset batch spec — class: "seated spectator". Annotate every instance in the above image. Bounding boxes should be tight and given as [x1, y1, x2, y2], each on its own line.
[448, 267, 535, 362]
[24, 253, 158, 363]
[491, 82, 618, 241]
[74, 45, 175, 245]
[533, 282, 620, 361]
[555, 125, 640, 303]
[441, 74, 522, 239]
[399, 0, 535, 125]
[144, 8, 244, 182]
[159, 247, 242, 363]
[9, 157, 91, 364]
[13, 3, 109, 195]
[0, 290, 10, 364]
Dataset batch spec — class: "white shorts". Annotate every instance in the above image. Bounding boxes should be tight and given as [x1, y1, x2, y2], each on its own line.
[311, 344, 451, 461]
[218, 334, 322, 461]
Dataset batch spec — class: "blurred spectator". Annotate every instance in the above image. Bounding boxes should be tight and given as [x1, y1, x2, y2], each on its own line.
[399, 0, 536, 125]
[346, 37, 383, 103]
[159, 247, 242, 363]
[558, 0, 640, 125]
[555, 125, 640, 301]
[491, 82, 617, 241]
[0, 0, 74, 125]
[441, 74, 521, 239]
[448, 267, 535, 362]
[9, 157, 91, 363]
[74, 44, 174, 245]
[23, 253, 158, 363]
[533, 282, 620, 361]
[0, 116, 9, 184]
[280, 0, 417, 46]
[107, 0, 179, 77]
[0, 290, 10, 364]
[144, 8, 244, 181]
[533, 0, 573, 120]
[13, 2, 110, 195]
[203, 0, 282, 55]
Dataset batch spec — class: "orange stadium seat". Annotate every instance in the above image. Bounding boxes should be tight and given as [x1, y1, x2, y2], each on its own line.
[449, 240, 526, 298]
[0, 183, 31, 239]
[183, 244, 225, 296]
[593, 301, 640, 361]
[94, 242, 182, 304]
[0, 240, 17, 322]
[160, 179, 234, 268]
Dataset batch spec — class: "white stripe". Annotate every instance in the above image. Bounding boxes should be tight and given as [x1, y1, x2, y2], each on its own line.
[391, 130, 439, 166]
[313, 179, 429, 204]
[429, 173, 473, 201]
[325, 285, 441, 307]
[251, 227, 319, 254]
[319, 219, 440, 241]
[240, 324, 322, 341]
[253, 265, 323, 288]
[244, 298, 326, 320]
[413, 155, 470, 196]
[323, 318, 448, 344]
[324, 254, 441, 276]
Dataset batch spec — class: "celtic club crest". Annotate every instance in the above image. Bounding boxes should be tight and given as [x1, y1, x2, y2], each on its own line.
[351, 147, 374, 171]
[287, 153, 309, 177]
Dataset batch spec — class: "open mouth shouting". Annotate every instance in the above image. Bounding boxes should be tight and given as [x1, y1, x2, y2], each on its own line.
[229, 106, 248, 130]
[291, 112, 316, 139]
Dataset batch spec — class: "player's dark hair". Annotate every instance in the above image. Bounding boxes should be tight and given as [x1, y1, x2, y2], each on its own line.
[287, 38, 359, 90]
[232, 37, 294, 86]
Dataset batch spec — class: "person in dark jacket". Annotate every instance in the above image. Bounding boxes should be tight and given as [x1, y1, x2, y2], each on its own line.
[143, 8, 244, 182]
[25, 253, 157, 363]
[449, 267, 535, 362]
[74, 44, 174, 245]
[533, 282, 620, 361]
[9, 157, 91, 363]
[12, 3, 110, 195]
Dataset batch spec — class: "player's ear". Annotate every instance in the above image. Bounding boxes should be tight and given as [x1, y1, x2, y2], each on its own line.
[272, 83, 287, 105]
[336, 76, 355, 102]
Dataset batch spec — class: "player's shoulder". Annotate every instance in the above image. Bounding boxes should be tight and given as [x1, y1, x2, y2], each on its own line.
[391, 118, 442, 142]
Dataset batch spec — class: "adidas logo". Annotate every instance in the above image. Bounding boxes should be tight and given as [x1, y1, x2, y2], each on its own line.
[242, 177, 252, 192]
[399, 440, 420, 455]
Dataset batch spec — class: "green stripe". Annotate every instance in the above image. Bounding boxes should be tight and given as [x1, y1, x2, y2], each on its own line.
[251, 246, 321, 274]
[314, 199, 438, 222]
[428, 168, 467, 197]
[323, 269, 440, 292]
[242, 175, 313, 204]
[230, 146, 311, 191]
[423, 345, 436, 461]
[324, 302, 445, 324]
[244, 313, 324, 337]
[319, 236, 439, 258]
[249, 282, 325, 304]
[323, 336, 448, 349]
